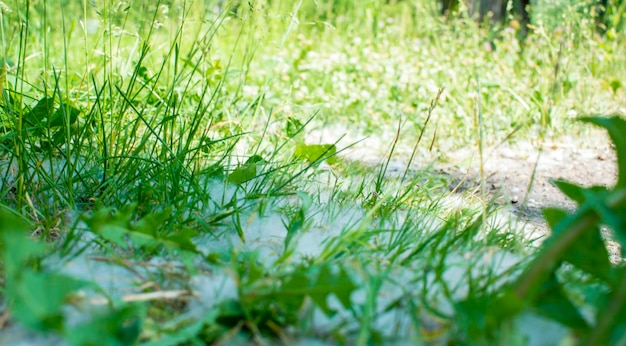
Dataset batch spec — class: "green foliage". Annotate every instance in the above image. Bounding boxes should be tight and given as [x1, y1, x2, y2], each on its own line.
[1, 0, 625, 344]
[227, 155, 266, 185]
[0, 211, 73, 333]
[3, 94, 83, 152]
[234, 255, 358, 332]
[0, 209, 144, 345]
[294, 143, 338, 164]
[65, 304, 145, 346]
[283, 191, 312, 250]
[83, 204, 199, 255]
[459, 116, 626, 344]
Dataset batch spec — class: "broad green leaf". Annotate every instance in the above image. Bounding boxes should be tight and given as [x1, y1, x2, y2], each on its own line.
[1, 210, 88, 333]
[237, 251, 265, 285]
[227, 163, 257, 184]
[275, 270, 309, 313]
[201, 162, 225, 178]
[609, 79, 622, 94]
[227, 156, 264, 185]
[25, 96, 56, 125]
[533, 273, 589, 331]
[607, 287, 626, 345]
[129, 207, 172, 246]
[66, 303, 145, 346]
[543, 207, 568, 229]
[551, 179, 587, 204]
[455, 294, 501, 336]
[285, 116, 304, 138]
[137, 65, 151, 81]
[162, 227, 200, 253]
[0, 209, 36, 274]
[294, 143, 337, 164]
[581, 117, 626, 189]
[85, 205, 136, 230]
[85, 206, 198, 253]
[310, 265, 356, 314]
[8, 271, 86, 333]
[244, 154, 265, 165]
[281, 263, 357, 316]
[51, 129, 68, 146]
[98, 224, 133, 248]
[83, 205, 136, 248]
[543, 208, 612, 283]
[586, 188, 626, 252]
[142, 310, 218, 346]
[49, 103, 80, 127]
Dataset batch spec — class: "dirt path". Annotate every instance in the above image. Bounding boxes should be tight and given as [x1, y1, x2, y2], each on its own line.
[442, 129, 621, 262]
[445, 130, 616, 226]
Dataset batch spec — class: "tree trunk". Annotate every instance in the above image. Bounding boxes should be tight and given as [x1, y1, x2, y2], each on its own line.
[438, 0, 621, 36]
[469, 0, 508, 22]
[438, 0, 530, 34]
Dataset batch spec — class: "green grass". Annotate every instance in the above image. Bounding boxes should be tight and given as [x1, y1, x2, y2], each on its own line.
[0, 0, 625, 345]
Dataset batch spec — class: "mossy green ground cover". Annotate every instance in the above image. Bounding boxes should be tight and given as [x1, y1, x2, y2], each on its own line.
[0, 0, 625, 345]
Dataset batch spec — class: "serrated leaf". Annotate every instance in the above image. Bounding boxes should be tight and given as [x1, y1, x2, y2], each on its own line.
[85, 206, 198, 254]
[97, 224, 133, 248]
[83, 205, 136, 248]
[160, 227, 200, 253]
[227, 155, 265, 185]
[245, 154, 265, 165]
[456, 294, 502, 333]
[49, 103, 80, 127]
[599, 296, 626, 345]
[237, 251, 265, 285]
[543, 207, 569, 229]
[275, 270, 309, 312]
[581, 116, 626, 189]
[50, 129, 68, 147]
[591, 189, 626, 250]
[546, 207, 612, 282]
[85, 205, 135, 229]
[0, 209, 37, 274]
[278, 264, 357, 317]
[25, 96, 56, 125]
[609, 79, 622, 93]
[285, 116, 304, 138]
[142, 309, 218, 346]
[306, 264, 356, 316]
[313, 265, 356, 314]
[1, 210, 87, 333]
[65, 303, 144, 346]
[227, 163, 257, 184]
[533, 272, 589, 331]
[8, 271, 86, 333]
[551, 179, 588, 204]
[542, 204, 614, 282]
[294, 143, 337, 164]
[131, 208, 171, 237]
[562, 226, 612, 282]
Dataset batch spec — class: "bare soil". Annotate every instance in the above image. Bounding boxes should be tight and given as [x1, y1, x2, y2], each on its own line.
[442, 129, 621, 261]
